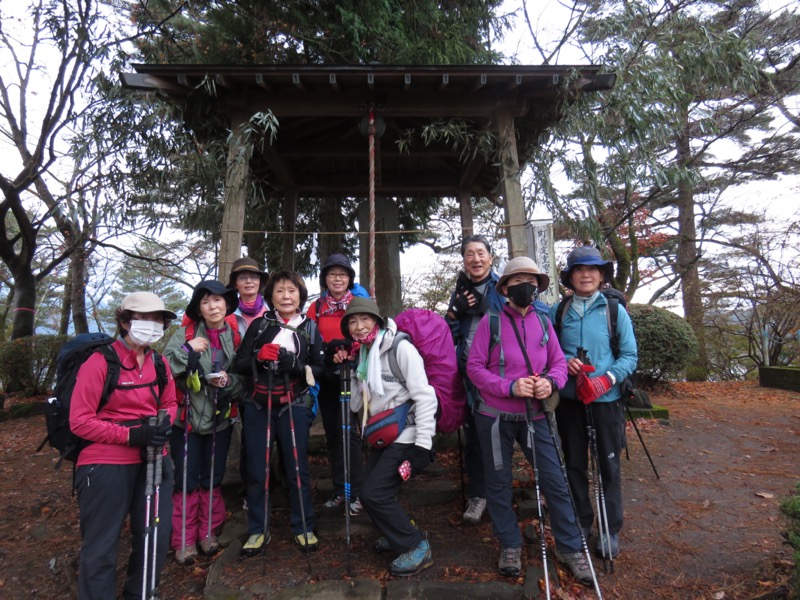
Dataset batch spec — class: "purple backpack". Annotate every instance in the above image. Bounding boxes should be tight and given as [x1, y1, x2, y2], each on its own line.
[390, 309, 467, 434]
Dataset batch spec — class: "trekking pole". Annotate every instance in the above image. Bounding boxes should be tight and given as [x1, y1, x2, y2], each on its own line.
[457, 426, 466, 506]
[207, 386, 219, 549]
[141, 415, 157, 600]
[624, 402, 660, 479]
[545, 411, 603, 599]
[586, 405, 614, 575]
[261, 368, 274, 575]
[181, 402, 190, 561]
[149, 408, 167, 599]
[283, 373, 313, 575]
[340, 361, 352, 576]
[577, 347, 614, 575]
[525, 398, 552, 600]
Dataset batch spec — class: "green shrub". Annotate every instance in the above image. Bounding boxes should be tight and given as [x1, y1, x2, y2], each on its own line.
[780, 483, 800, 597]
[628, 304, 699, 384]
[0, 335, 69, 396]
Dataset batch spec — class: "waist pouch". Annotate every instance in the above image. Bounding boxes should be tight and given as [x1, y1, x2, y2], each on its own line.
[364, 402, 412, 448]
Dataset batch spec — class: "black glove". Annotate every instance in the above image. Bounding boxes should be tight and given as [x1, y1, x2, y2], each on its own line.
[215, 389, 232, 421]
[128, 416, 171, 447]
[276, 348, 302, 375]
[449, 292, 472, 316]
[324, 338, 351, 366]
[408, 445, 434, 477]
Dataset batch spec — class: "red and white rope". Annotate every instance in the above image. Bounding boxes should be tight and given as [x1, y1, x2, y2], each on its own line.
[368, 110, 376, 300]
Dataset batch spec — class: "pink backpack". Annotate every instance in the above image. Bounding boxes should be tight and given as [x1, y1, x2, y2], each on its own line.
[390, 309, 467, 434]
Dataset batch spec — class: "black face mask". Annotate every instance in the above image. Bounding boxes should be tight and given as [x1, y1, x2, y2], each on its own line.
[507, 282, 539, 307]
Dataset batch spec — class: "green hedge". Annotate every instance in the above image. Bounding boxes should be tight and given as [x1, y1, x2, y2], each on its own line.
[780, 483, 800, 597]
[628, 304, 699, 384]
[0, 335, 69, 396]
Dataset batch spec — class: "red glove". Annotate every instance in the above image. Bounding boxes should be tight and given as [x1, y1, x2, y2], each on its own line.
[577, 372, 613, 404]
[258, 343, 280, 362]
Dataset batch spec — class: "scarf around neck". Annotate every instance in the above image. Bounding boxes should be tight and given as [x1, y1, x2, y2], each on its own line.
[321, 290, 353, 316]
[205, 324, 227, 350]
[239, 295, 264, 316]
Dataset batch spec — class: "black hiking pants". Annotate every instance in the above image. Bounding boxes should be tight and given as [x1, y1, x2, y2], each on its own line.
[317, 375, 364, 499]
[556, 397, 624, 537]
[75, 459, 173, 600]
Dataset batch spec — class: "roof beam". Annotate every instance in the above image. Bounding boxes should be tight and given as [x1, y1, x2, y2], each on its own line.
[233, 90, 533, 118]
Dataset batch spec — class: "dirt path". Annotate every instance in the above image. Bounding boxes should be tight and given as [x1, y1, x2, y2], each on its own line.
[0, 381, 796, 599]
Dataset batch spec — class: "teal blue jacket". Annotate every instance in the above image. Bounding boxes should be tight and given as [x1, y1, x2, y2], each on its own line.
[550, 293, 638, 403]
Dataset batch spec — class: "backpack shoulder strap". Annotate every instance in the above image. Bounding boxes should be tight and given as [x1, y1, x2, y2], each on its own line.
[537, 312, 549, 347]
[313, 298, 322, 320]
[96, 344, 121, 410]
[605, 295, 620, 359]
[223, 315, 242, 350]
[387, 332, 410, 385]
[152, 351, 168, 400]
[487, 310, 505, 378]
[554, 296, 572, 338]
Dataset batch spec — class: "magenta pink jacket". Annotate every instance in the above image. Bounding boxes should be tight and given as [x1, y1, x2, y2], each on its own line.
[70, 339, 177, 466]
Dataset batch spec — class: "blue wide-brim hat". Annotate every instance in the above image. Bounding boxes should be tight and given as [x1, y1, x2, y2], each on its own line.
[559, 246, 614, 290]
[185, 280, 238, 322]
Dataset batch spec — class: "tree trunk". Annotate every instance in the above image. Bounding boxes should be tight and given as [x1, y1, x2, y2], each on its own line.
[318, 198, 347, 263]
[11, 269, 36, 340]
[675, 114, 708, 381]
[60, 276, 72, 336]
[69, 245, 89, 334]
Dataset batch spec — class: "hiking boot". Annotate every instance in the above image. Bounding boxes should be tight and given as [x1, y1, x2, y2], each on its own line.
[374, 529, 426, 553]
[199, 534, 221, 556]
[349, 497, 364, 516]
[389, 539, 433, 576]
[596, 532, 620, 559]
[174, 544, 198, 565]
[241, 533, 270, 558]
[294, 531, 319, 552]
[556, 549, 594, 586]
[323, 494, 345, 509]
[463, 496, 487, 524]
[373, 535, 391, 553]
[498, 546, 522, 577]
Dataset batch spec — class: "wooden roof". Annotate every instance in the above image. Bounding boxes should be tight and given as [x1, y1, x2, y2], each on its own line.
[121, 64, 615, 198]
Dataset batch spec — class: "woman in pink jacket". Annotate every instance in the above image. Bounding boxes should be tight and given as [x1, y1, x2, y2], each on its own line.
[70, 292, 177, 600]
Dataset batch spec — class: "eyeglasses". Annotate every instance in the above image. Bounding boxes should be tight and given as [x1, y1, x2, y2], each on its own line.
[326, 272, 349, 280]
[236, 273, 261, 281]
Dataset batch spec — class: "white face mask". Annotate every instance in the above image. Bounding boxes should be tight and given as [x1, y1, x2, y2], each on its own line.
[128, 319, 164, 346]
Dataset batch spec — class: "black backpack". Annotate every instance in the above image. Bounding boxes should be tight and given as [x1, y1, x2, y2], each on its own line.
[37, 332, 168, 469]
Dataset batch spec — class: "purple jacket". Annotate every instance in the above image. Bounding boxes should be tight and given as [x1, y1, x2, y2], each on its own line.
[467, 305, 568, 418]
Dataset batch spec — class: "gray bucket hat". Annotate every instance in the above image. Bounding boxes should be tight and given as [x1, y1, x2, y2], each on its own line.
[559, 246, 614, 290]
[340, 297, 385, 339]
[121, 291, 178, 320]
[495, 257, 550, 294]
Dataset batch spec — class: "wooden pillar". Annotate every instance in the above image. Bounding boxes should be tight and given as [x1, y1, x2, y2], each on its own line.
[494, 107, 528, 258]
[358, 197, 401, 316]
[458, 188, 474, 239]
[281, 190, 297, 270]
[219, 111, 251, 283]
